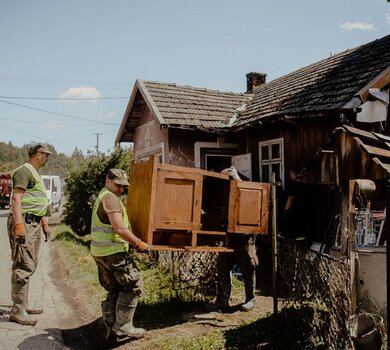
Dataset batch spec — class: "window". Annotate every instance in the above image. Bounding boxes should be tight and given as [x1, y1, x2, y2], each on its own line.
[259, 138, 284, 185]
[204, 154, 233, 172]
[194, 141, 238, 170]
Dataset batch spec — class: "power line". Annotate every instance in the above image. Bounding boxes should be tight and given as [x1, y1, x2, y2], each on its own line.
[0, 99, 119, 126]
[0, 96, 128, 100]
[0, 74, 132, 90]
[0, 116, 105, 126]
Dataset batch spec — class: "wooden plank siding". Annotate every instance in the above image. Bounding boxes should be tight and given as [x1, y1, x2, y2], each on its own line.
[237, 118, 340, 182]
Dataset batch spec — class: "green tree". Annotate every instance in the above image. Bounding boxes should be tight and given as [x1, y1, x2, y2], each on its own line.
[63, 147, 133, 236]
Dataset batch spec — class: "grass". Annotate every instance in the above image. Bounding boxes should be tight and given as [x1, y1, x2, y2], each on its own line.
[53, 225, 336, 350]
[51, 225, 106, 312]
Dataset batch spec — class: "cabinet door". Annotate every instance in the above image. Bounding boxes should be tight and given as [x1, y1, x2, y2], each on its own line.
[228, 181, 270, 234]
[154, 170, 202, 230]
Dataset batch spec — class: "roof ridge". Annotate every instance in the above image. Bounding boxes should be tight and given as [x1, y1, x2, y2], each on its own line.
[257, 34, 390, 89]
[141, 79, 245, 96]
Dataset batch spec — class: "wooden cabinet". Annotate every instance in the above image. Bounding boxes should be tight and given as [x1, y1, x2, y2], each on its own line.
[127, 156, 270, 252]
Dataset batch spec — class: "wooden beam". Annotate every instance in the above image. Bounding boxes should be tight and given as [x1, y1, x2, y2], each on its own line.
[356, 66, 390, 103]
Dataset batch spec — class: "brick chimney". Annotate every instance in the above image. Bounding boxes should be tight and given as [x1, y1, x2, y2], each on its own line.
[246, 72, 267, 93]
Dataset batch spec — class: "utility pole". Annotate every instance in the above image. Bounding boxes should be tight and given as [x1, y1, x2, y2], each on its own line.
[94, 133, 101, 154]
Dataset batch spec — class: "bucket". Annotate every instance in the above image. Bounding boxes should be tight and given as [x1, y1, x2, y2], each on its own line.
[349, 312, 383, 350]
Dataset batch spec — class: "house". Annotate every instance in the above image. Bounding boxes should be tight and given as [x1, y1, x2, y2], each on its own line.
[116, 33, 390, 238]
[116, 34, 390, 183]
[116, 34, 390, 323]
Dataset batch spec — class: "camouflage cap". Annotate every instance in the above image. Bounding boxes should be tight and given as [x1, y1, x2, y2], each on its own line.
[28, 143, 53, 156]
[107, 168, 129, 186]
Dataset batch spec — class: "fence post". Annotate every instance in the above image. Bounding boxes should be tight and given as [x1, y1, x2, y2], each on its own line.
[386, 179, 390, 349]
[271, 173, 278, 315]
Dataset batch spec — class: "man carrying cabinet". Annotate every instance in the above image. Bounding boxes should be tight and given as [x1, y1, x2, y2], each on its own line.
[7, 143, 52, 326]
[90, 168, 150, 340]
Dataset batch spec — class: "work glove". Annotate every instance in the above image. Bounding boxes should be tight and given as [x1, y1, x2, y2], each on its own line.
[134, 239, 152, 253]
[41, 220, 52, 242]
[221, 166, 241, 180]
[14, 222, 26, 236]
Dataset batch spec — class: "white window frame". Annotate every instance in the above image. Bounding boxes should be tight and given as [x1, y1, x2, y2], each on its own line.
[194, 141, 238, 169]
[258, 138, 284, 185]
[204, 153, 234, 171]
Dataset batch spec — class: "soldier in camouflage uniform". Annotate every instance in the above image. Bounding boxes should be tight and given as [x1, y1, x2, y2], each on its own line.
[90, 169, 150, 340]
[7, 143, 52, 326]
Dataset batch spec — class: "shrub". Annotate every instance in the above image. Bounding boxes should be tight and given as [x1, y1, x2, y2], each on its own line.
[63, 147, 132, 236]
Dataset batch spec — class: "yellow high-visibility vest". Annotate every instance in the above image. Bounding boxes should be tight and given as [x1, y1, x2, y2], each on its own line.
[12, 163, 49, 217]
[90, 188, 129, 257]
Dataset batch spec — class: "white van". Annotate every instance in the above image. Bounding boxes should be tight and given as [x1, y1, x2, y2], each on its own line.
[42, 175, 62, 212]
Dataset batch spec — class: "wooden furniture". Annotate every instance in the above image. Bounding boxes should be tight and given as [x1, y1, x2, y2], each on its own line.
[127, 156, 270, 252]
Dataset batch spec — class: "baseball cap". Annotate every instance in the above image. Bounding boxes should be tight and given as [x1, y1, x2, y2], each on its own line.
[107, 168, 129, 186]
[28, 143, 53, 156]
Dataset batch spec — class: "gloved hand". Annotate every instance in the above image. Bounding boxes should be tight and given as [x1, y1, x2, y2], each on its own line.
[134, 239, 152, 253]
[15, 222, 26, 236]
[41, 220, 51, 242]
[221, 166, 241, 180]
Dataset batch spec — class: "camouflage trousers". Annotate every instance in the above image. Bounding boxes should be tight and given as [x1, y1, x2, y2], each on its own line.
[7, 214, 42, 285]
[92, 252, 143, 303]
[216, 234, 259, 304]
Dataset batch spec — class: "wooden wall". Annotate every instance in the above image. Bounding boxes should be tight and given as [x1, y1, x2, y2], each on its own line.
[133, 106, 168, 161]
[168, 129, 237, 167]
[237, 117, 340, 183]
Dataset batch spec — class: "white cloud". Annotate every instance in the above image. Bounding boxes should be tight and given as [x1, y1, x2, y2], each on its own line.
[59, 87, 102, 103]
[386, 14, 390, 25]
[339, 20, 375, 31]
[43, 122, 66, 131]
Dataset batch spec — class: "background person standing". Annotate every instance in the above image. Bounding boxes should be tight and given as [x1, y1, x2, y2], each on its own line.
[7, 143, 52, 326]
[208, 166, 258, 312]
[283, 168, 311, 245]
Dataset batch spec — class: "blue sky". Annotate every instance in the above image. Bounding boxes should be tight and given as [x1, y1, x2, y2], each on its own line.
[0, 0, 389, 155]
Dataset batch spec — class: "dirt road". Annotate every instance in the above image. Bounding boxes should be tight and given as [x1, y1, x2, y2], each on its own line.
[0, 208, 80, 350]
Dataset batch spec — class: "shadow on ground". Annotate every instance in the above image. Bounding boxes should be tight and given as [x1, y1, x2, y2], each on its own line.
[223, 306, 329, 350]
[58, 300, 208, 349]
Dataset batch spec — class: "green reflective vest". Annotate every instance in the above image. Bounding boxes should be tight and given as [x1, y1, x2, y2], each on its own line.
[13, 163, 49, 217]
[90, 188, 129, 257]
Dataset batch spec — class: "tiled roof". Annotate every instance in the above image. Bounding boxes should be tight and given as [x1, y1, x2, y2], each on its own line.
[140, 80, 249, 129]
[235, 34, 390, 128]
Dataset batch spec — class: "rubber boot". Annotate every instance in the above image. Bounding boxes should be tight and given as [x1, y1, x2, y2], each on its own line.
[101, 300, 116, 340]
[112, 292, 145, 338]
[25, 283, 43, 315]
[205, 269, 231, 313]
[241, 298, 255, 312]
[241, 272, 256, 312]
[204, 295, 230, 313]
[9, 282, 38, 326]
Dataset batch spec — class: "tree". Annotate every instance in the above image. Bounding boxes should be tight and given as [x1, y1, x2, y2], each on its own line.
[63, 147, 133, 236]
